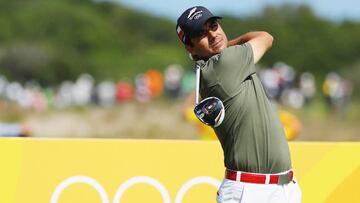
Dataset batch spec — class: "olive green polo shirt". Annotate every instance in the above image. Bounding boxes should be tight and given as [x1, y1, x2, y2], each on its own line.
[196, 43, 291, 173]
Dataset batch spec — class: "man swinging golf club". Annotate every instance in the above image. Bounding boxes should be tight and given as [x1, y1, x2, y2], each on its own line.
[176, 6, 302, 203]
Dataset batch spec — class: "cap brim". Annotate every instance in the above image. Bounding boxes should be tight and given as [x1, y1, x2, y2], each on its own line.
[188, 16, 222, 38]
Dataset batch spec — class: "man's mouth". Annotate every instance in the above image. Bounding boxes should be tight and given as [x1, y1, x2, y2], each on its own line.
[211, 39, 222, 49]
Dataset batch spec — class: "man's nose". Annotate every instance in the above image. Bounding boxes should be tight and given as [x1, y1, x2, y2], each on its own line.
[207, 30, 217, 39]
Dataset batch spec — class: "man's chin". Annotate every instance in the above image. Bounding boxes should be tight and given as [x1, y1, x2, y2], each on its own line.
[212, 46, 226, 54]
[212, 40, 226, 51]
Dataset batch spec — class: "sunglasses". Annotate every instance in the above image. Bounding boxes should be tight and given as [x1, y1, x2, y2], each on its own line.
[195, 19, 219, 38]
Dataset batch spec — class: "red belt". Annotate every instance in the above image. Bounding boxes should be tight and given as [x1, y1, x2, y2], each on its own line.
[225, 169, 294, 184]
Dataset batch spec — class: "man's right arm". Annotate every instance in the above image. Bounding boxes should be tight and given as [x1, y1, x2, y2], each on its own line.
[227, 31, 273, 64]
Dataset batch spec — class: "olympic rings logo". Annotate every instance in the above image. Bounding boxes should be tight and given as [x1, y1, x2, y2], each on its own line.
[50, 175, 221, 203]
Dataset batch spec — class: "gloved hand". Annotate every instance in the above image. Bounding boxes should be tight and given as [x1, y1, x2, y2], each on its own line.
[194, 97, 225, 127]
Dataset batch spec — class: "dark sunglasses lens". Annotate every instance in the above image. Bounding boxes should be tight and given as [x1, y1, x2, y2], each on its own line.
[210, 22, 218, 31]
[207, 19, 218, 31]
[194, 19, 219, 38]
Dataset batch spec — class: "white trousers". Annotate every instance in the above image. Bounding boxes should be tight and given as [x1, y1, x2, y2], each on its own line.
[216, 177, 302, 203]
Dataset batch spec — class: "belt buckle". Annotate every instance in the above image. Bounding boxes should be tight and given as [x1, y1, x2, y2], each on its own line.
[277, 173, 291, 185]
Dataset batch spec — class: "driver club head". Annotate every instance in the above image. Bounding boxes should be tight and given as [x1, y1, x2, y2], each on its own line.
[194, 97, 225, 127]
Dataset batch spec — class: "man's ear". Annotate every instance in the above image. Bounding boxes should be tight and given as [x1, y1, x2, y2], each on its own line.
[185, 44, 193, 54]
[185, 43, 200, 61]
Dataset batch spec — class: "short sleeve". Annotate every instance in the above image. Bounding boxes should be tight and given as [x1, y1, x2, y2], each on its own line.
[199, 43, 257, 100]
[219, 43, 255, 78]
[207, 43, 256, 97]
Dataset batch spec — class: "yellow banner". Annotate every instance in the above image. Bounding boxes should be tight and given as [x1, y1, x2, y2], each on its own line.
[0, 138, 359, 203]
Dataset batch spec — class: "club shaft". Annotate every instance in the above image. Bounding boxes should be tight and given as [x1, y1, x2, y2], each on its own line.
[195, 65, 200, 104]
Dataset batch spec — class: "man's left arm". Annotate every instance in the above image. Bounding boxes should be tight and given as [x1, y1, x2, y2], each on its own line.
[227, 35, 248, 47]
[227, 31, 273, 64]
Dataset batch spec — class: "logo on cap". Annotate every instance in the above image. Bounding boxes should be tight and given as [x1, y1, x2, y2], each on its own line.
[187, 7, 203, 20]
[176, 26, 185, 42]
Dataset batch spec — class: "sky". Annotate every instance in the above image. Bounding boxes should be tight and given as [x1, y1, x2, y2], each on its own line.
[109, 0, 360, 22]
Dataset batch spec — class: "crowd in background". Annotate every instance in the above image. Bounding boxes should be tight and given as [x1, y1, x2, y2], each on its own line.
[0, 62, 354, 137]
[0, 64, 198, 112]
[259, 62, 353, 111]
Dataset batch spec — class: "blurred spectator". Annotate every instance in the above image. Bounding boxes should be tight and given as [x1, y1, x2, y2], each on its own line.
[323, 72, 341, 107]
[134, 73, 151, 103]
[280, 88, 305, 109]
[259, 62, 296, 101]
[259, 68, 280, 99]
[115, 80, 134, 103]
[278, 110, 302, 141]
[145, 69, 164, 98]
[95, 80, 116, 107]
[164, 64, 183, 98]
[54, 81, 74, 108]
[322, 72, 353, 113]
[0, 122, 31, 137]
[299, 72, 316, 105]
[340, 79, 353, 112]
[274, 62, 295, 94]
[24, 81, 48, 112]
[72, 73, 95, 106]
[6, 81, 24, 103]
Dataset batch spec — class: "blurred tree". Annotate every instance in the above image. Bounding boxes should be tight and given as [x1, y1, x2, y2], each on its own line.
[0, 1, 358, 97]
